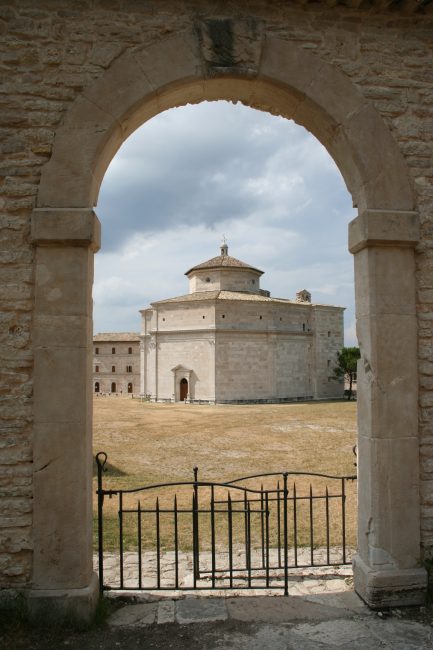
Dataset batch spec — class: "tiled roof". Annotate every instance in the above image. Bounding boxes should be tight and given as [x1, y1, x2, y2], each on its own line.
[152, 290, 343, 308]
[152, 290, 292, 305]
[93, 332, 140, 342]
[152, 291, 220, 304]
[185, 254, 263, 276]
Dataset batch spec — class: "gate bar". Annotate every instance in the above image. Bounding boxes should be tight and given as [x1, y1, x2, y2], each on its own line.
[96, 452, 107, 594]
[283, 472, 288, 596]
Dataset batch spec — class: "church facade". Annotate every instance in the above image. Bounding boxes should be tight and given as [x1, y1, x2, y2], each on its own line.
[139, 244, 344, 403]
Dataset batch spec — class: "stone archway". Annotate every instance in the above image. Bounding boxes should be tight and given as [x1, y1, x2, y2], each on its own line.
[29, 28, 425, 619]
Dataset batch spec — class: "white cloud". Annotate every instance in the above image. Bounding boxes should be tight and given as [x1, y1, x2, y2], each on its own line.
[95, 101, 358, 346]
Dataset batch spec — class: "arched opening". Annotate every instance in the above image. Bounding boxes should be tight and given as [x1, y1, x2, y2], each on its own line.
[127, 382, 133, 394]
[94, 382, 100, 393]
[30, 33, 424, 617]
[111, 382, 117, 394]
[180, 378, 188, 402]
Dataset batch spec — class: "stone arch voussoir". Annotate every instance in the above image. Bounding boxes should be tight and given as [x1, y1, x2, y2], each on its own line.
[37, 31, 414, 213]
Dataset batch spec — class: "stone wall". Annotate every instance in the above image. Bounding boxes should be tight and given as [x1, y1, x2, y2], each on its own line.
[0, 0, 432, 597]
[215, 331, 312, 401]
[312, 307, 345, 399]
[189, 269, 262, 293]
[145, 333, 216, 401]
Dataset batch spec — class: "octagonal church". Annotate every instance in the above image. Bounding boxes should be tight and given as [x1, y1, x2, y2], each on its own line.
[139, 243, 344, 403]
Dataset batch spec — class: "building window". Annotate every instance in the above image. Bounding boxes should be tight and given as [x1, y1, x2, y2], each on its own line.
[112, 347, 116, 354]
[327, 360, 331, 367]
[206, 277, 210, 282]
[128, 347, 132, 354]
[259, 315, 262, 320]
[111, 382, 116, 393]
[95, 365, 99, 373]
[302, 323, 306, 332]
[111, 365, 115, 373]
[252, 279, 255, 284]
[222, 314, 225, 319]
[127, 382, 133, 394]
[202, 315, 205, 319]
[95, 347, 99, 354]
[126, 365, 132, 373]
[94, 382, 100, 393]
[328, 331, 331, 337]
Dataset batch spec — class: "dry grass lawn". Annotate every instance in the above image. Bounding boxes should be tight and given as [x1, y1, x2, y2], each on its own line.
[93, 398, 358, 553]
[93, 398, 357, 482]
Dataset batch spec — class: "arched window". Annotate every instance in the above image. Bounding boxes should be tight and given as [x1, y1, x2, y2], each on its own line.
[111, 365, 115, 372]
[126, 365, 132, 373]
[94, 382, 100, 393]
[112, 347, 116, 354]
[127, 382, 133, 394]
[111, 382, 116, 393]
[95, 365, 99, 373]
[128, 347, 132, 354]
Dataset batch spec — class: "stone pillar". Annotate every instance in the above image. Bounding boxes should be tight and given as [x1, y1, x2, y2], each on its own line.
[139, 335, 146, 397]
[349, 209, 427, 607]
[28, 208, 100, 623]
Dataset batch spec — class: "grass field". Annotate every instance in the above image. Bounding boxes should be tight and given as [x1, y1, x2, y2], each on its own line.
[93, 398, 358, 554]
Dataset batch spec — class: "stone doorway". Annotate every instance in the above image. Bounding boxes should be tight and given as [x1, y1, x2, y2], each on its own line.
[29, 29, 425, 620]
[180, 378, 188, 402]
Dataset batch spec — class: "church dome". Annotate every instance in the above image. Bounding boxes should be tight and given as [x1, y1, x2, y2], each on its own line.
[185, 241, 264, 294]
[185, 242, 263, 277]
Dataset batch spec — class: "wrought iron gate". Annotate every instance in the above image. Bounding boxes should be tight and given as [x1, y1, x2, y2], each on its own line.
[96, 452, 357, 595]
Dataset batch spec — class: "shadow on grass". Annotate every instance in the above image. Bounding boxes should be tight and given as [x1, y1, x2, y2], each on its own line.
[92, 459, 127, 478]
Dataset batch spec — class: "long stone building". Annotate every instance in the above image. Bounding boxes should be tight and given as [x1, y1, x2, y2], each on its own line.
[2, 0, 433, 624]
[140, 243, 344, 403]
[93, 333, 140, 396]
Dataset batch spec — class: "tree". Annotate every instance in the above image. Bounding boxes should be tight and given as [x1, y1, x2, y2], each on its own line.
[333, 347, 360, 401]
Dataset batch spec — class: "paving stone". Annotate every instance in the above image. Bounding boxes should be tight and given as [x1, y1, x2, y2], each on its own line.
[213, 625, 294, 650]
[95, 550, 355, 593]
[108, 602, 158, 627]
[176, 597, 228, 624]
[157, 599, 175, 624]
[290, 619, 371, 646]
[215, 626, 329, 650]
[365, 618, 433, 648]
[303, 590, 371, 614]
[226, 595, 359, 624]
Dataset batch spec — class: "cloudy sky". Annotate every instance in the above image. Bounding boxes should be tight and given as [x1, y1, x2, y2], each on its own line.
[95, 101, 358, 345]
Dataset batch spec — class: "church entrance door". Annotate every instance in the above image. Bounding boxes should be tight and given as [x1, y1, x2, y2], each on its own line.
[180, 378, 188, 401]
